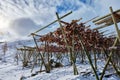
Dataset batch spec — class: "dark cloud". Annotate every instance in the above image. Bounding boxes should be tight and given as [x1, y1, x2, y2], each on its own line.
[9, 18, 39, 36]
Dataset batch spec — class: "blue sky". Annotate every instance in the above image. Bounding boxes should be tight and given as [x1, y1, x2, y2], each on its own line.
[56, 0, 93, 13]
[0, 0, 120, 41]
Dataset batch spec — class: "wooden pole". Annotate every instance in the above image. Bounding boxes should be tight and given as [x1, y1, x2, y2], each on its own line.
[93, 23, 113, 30]
[31, 34, 49, 73]
[78, 35, 99, 80]
[56, 12, 71, 61]
[104, 31, 115, 36]
[94, 50, 97, 70]
[94, 17, 111, 25]
[56, 12, 79, 75]
[29, 11, 72, 35]
[100, 37, 119, 80]
[102, 46, 120, 76]
[110, 7, 120, 40]
[72, 31, 78, 75]
[84, 16, 99, 24]
[100, 30, 109, 34]
[93, 9, 120, 23]
[99, 7, 120, 80]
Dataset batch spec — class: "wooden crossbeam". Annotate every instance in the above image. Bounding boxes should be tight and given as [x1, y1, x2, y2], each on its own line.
[93, 9, 120, 23]
[93, 17, 120, 30]
[84, 16, 99, 24]
[93, 23, 112, 30]
[23, 45, 36, 49]
[100, 30, 109, 34]
[94, 16, 112, 25]
[104, 31, 115, 36]
[31, 33, 43, 37]
[29, 11, 72, 36]
[110, 7, 120, 39]
[95, 13, 120, 25]
[93, 7, 120, 31]
[17, 48, 34, 51]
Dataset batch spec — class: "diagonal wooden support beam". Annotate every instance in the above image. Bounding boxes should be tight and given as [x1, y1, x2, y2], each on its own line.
[100, 37, 119, 80]
[29, 11, 72, 36]
[31, 34, 47, 73]
[78, 35, 100, 80]
[102, 46, 120, 76]
[99, 7, 120, 80]
[110, 7, 120, 40]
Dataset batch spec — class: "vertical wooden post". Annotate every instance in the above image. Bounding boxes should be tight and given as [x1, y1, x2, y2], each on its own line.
[110, 7, 120, 40]
[94, 50, 97, 70]
[72, 31, 78, 75]
[56, 12, 78, 75]
[56, 13, 71, 53]
[23, 47, 27, 67]
[56, 13, 72, 64]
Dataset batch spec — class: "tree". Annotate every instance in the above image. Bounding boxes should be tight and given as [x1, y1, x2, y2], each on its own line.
[2, 42, 8, 62]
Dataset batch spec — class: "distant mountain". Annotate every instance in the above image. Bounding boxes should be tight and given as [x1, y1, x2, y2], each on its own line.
[0, 39, 35, 50]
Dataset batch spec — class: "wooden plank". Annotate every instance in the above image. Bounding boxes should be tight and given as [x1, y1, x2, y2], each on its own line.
[93, 9, 120, 23]
[100, 30, 109, 34]
[93, 23, 112, 30]
[110, 7, 120, 40]
[94, 16, 112, 25]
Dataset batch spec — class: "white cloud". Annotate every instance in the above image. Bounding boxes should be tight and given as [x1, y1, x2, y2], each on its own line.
[0, 0, 120, 41]
[94, 0, 120, 15]
[9, 18, 38, 35]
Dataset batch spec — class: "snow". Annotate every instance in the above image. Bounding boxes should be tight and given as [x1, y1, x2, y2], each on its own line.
[0, 42, 120, 80]
[0, 60, 119, 80]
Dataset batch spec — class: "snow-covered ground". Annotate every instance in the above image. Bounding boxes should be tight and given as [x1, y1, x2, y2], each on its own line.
[0, 42, 120, 80]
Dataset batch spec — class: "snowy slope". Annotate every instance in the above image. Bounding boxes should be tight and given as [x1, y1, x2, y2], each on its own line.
[0, 40, 120, 80]
[0, 55, 119, 80]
